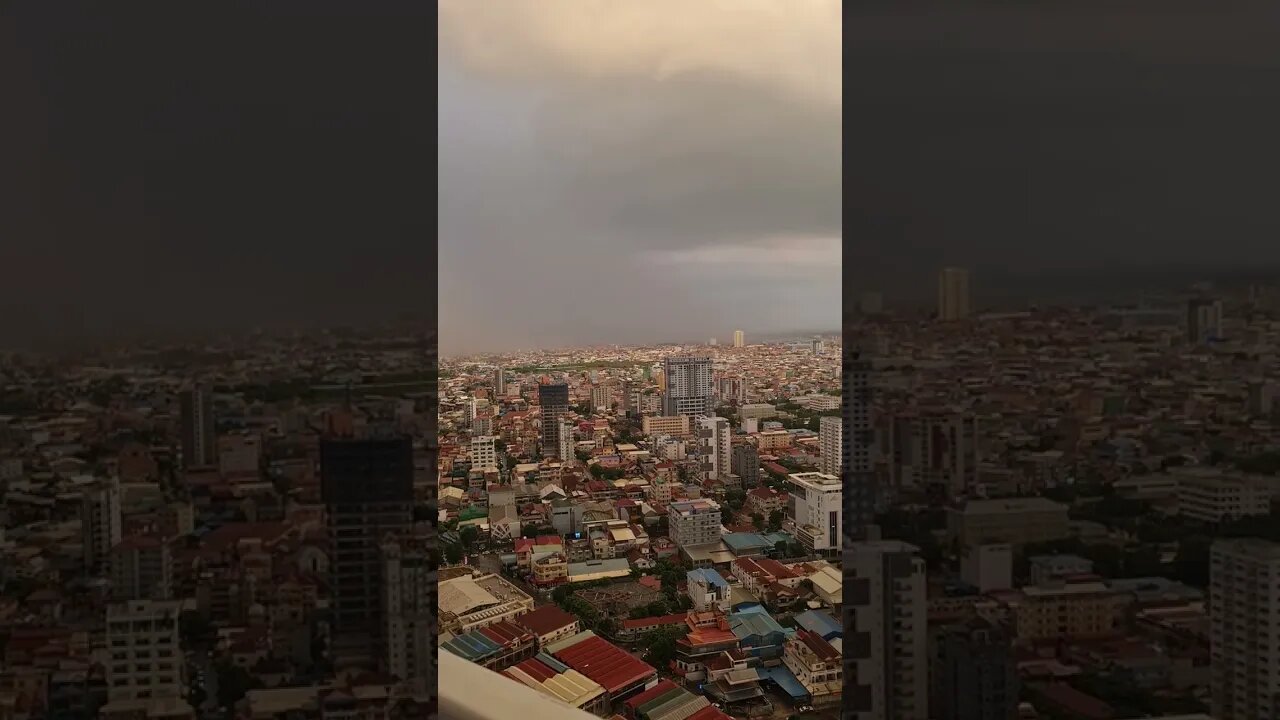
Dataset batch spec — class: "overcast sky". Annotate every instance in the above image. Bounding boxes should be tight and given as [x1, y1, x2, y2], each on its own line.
[438, 0, 842, 355]
[7, 3, 1280, 352]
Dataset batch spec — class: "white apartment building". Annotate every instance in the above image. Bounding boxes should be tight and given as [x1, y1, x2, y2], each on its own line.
[698, 416, 731, 481]
[846, 540, 928, 720]
[1211, 538, 1280, 720]
[787, 472, 842, 555]
[687, 568, 731, 613]
[1177, 471, 1270, 523]
[669, 498, 722, 551]
[558, 419, 575, 464]
[642, 415, 692, 437]
[470, 436, 498, 472]
[796, 395, 841, 412]
[819, 415, 843, 478]
[783, 630, 842, 700]
[383, 535, 435, 685]
[591, 385, 614, 412]
[662, 356, 713, 417]
[733, 330, 745, 348]
[960, 543, 1012, 593]
[105, 600, 185, 704]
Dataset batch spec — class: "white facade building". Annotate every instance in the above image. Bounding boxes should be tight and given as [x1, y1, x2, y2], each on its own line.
[787, 472, 842, 554]
[698, 416, 731, 481]
[1177, 472, 1270, 523]
[1211, 538, 1280, 720]
[105, 600, 185, 704]
[819, 415, 843, 478]
[383, 535, 435, 686]
[846, 541, 927, 720]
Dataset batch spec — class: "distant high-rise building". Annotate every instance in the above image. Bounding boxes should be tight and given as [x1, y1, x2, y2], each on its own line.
[662, 356, 713, 417]
[846, 540, 928, 720]
[1211, 538, 1280, 720]
[930, 617, 1018, 720]
[733, 330, 745, 348]
[1187, 297, 1224, 344]
[493, 367, 507, 396]
[937, 267, 972, 321]
[709, 337, 718, 346]
[382, 533, 435, 687]
[82, 476, 122, 575]
[811, 338, 824, 355]
[697, 416, 731, 481]
[819, 415, 842, 477]
[321, 435, 414, 668]
[731, 442, 760, 489]
[845, 349, 876, 542]
[538, 383, 570, 459]
[559, 419, 575, 463]
[717, 377, 744, 404]
[180, 384, 217, 469]
[886, 410, 981, 497]
[591, 385, 614, 412]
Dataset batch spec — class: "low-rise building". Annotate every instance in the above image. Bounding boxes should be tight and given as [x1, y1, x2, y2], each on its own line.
[947, 498, 1070, 547]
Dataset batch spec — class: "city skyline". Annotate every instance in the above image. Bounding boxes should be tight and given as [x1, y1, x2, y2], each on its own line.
[438, 0, 841, 355]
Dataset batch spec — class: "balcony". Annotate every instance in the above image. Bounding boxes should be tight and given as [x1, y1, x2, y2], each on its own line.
[441, 650, 596, 720]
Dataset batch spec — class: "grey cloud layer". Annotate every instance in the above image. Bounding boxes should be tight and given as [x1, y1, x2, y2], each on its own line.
[438, 1, 841, 355]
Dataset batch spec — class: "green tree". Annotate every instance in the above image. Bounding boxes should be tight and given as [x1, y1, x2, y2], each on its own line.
[188, 684, 207, 710]
[640, 626, 687, 672]
[459, 525, 479, 550]
[179, 611, 213, 647]
[774, 540, 789, 557]
[445, 543, 464, 564]
[216, 661, 262, 709]
[751, 513, 765, 531]
[768, 510, 784, 532]
[725, 490, 746, 511]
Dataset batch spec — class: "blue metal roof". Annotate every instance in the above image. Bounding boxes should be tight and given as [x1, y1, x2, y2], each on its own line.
[794, 609, 842, 640]
[756, 666, 809, 700]
[535, 652, 571, 674]
[722, 532, 771, 552]
[441, 630, 500, 661]
[730, 609, 786, 640]
[687, 567, 729, 589]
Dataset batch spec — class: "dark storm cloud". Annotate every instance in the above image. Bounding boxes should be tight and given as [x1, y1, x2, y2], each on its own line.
[438, 1, 842, 355]
[845, 2, 1280, 307]
[0, 2, 433, 349]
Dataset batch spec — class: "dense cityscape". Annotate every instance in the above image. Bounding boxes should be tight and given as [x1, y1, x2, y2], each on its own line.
[0, 329, 439, 719]
[10, 1, 1280, 719]
[2, 268, 1280, 719]
[433, 266, 1280, 720]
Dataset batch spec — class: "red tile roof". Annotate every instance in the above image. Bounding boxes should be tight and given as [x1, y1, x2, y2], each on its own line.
[796, 629, 840, 661]
[688, 705, 733, 720]
[620, 613, 688, 631]
[515, 605, 579, 637]
[552, 635, 656, 694]
[623, 679, 680, 710]
[479, 621, 535, 648]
